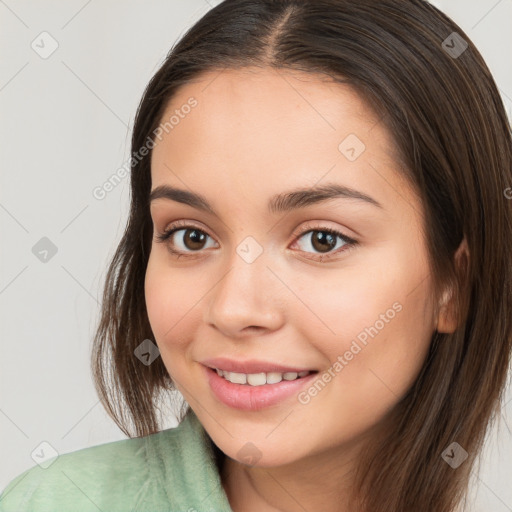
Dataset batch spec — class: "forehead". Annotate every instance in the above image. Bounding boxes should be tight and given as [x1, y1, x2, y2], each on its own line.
[150, 67, 417, 214]
[158, 66, 381, 144]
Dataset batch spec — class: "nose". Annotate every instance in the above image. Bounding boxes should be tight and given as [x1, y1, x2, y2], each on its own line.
[204, 244, 285, 337]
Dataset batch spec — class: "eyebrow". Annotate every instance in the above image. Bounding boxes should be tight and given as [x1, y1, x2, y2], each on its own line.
[149, 182, 383, 215]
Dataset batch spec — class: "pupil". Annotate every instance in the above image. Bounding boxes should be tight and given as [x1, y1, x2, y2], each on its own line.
[312, 231, 336, 253]
[186, 229, 206, 250]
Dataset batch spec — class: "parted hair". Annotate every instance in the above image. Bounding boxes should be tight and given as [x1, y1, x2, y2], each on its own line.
[91, 1, 512, 511]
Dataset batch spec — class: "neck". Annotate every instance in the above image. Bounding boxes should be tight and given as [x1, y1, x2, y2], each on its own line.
[220, 441, 363, 512]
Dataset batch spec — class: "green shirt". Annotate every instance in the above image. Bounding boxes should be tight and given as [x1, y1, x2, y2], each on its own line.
[0, 408, 233, 512]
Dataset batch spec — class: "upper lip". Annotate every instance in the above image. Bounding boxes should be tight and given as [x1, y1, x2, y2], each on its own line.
[201, 357, 316, 374]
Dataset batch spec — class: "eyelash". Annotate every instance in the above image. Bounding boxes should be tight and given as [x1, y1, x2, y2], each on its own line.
[155, 220, 358, 262]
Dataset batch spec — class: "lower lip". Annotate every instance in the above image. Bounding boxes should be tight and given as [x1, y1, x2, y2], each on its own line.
[203, 365, 318, 411]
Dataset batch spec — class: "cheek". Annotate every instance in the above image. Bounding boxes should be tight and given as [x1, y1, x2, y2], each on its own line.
[144, 256, 196, 350]
[144, 259, 202, 388]
[297, 246, 433, 421]
[290, 254, 404, 349]
[144, 262, 170, 338]
[322, 304, 432, 438]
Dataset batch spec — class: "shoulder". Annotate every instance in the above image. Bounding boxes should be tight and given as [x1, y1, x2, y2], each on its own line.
[0, 431, 152, 512]
[0, 417, 189, 512]
[0, 409, 232, 512]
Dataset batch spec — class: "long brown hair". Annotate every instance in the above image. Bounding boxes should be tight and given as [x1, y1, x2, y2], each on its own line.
[91, 1, 512, 510]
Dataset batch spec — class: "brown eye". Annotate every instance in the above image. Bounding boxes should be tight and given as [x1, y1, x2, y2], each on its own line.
[289, 222, 359, 262]
[155, 219, 219, 259]
[180, 229, 208, 250]
[156, 226, 215, 252]
[310, 231, 338, 253]
[293, 228, 354, 258]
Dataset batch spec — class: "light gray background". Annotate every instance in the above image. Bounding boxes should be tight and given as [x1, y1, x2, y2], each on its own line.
[1, 0, 511, 510]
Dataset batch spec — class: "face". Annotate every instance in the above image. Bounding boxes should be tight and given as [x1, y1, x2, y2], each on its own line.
[145, 67, 441, 468]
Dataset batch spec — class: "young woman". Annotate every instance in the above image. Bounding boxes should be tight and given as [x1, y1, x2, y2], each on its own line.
[2, 1, 511, 511]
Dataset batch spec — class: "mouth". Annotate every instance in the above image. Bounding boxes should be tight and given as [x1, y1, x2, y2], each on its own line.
[211, 367, 318, 386]
[203, 365, 320, 411]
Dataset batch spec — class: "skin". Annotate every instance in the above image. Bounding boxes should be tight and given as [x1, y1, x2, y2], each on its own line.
[145, 67, 460, 512]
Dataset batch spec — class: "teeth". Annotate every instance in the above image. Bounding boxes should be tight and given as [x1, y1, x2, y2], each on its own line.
[217, 369, 312, 386]
[247, 373, 266, 386]
[228, 371, 247, 384]
[266, 372, 283, 384]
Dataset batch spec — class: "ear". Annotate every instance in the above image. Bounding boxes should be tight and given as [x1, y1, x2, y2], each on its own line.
[436, 238, 469, 334]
